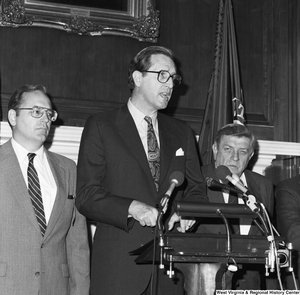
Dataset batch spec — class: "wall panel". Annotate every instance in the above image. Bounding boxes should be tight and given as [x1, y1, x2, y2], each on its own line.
[0, 0, 296, 141]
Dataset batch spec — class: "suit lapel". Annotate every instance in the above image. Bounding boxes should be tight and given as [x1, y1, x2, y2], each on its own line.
[157, 115, 174, 186]
[244, 170, 262, 203]
[202, 163, 226, 203]
[43, 151, 67, 239]
[0, 140, 42, 235]
[115, 106, 156, 189]
[243, 171, 262, 235]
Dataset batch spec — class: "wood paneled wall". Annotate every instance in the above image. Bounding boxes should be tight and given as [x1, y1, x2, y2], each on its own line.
[0, 0, 298, 142]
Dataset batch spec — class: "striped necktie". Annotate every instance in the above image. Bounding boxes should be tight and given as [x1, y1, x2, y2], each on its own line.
[144, 116, 160, 191]
[27, 153, 47, 236]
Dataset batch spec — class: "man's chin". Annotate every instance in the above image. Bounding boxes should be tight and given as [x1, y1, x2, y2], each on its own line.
[35, 132, 49, 142]
[228, 167, 241, 176]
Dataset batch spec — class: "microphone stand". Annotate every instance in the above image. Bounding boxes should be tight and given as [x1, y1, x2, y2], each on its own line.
[157, 194, 171, 270]
[157, 207, 165, 270]
[216, 209, 232, 253]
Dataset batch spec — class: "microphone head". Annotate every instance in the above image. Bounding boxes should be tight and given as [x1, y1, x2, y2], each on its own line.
[169, 171, 184, 187]
[205, 177, 213, 187]
[215, 165, 231, 182]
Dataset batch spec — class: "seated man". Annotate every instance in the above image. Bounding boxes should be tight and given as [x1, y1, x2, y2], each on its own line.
[197, 122, 274, 289]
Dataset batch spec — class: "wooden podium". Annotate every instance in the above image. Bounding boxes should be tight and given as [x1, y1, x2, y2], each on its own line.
[133, 202, 286, 294]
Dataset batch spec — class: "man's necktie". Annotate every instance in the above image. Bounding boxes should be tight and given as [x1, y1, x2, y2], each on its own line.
[144, 116, 160, 191]
[226, 185, 240, 234]
[27, 153, 47, 236]
[238, 179, 253, 235]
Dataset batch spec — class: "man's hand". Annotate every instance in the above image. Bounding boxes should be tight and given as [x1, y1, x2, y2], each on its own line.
[128, 200, 158, 227]
[168, 212, 195, 233]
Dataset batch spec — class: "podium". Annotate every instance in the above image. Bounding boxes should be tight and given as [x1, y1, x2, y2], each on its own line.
[134, 202, 289, 294]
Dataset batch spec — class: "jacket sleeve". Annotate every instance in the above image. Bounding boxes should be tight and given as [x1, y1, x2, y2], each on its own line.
[66, 161, 90, 295]
[75, 115, 134, 231]
[182, 125, 208, 203]
[276, 180, 300, 251]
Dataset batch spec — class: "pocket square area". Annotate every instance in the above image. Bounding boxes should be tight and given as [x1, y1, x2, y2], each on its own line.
[176, 148, 184, 156]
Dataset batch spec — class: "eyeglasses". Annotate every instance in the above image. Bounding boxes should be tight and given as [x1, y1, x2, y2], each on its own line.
[16, 106, 58, 122]
[143, 70, 182, 87]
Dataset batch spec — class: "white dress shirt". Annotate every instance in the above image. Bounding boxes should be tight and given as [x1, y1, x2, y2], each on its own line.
[127, 98, 160, 156]
[221, 173, 251, 235]
[11, 138, 57, 223]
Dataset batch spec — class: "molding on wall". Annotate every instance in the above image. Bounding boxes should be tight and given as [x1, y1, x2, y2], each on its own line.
[1, 121, 299, 177]
[0, 93, 274, 140]
[0, 121, 83, 163]
[0, 93, 204, 134]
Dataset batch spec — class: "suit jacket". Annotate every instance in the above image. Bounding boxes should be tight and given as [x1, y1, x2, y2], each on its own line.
[198, 163, 274, 235]
[76, 105, 207, 295]
[0, 140, 90, 295]
[276, 175, 300, 283]
[276, 175, 300, 249]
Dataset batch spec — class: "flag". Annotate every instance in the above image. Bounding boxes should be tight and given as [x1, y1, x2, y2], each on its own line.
[198, 0, 245, 165]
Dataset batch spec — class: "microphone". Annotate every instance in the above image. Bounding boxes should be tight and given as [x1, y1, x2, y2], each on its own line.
[160, 171, 184, 213]
[216, 165, 260, 212]
[158, 171, 185, 270]
[216, 165, 252, 196]
[165, 171, 185, 196]
[206, 177, 243, 195]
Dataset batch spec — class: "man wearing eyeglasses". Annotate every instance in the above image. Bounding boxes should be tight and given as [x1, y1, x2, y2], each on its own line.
[76, 46, 208, 295]
[0, 85, 90, 295]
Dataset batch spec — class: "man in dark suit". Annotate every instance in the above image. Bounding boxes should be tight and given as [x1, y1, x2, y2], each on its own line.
[76, 46, 208, 295]
[276, 175, 300, 288]
[0, 85, 90, 295]
[197, 123, 274, 289]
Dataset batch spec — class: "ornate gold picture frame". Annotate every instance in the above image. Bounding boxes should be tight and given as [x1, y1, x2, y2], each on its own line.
[0, 0, 160, 42]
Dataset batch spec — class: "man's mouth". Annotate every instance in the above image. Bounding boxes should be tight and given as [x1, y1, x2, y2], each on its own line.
[160, 92, 170, 100]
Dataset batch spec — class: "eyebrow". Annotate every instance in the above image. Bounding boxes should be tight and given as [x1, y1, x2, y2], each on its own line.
[222, 144, 249, 150]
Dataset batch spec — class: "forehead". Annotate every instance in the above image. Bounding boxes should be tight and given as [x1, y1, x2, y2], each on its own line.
[149, 54, 175, 71]
[21, 91, 51, 108]
[219, 135, 251, 148]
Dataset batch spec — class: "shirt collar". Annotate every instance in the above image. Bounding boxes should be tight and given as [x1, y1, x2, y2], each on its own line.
[127, 98, 158, 127]
[240, 172, 247, 186]
[11, 138, 45, 164]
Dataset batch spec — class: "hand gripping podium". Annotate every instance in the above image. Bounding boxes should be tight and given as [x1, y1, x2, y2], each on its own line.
[133, 202, 290, 294]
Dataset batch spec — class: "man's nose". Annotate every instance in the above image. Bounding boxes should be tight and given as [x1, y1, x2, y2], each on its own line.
[41, 111, 50, 123]
[231, 151, 239, 161]
[166, 77, 174, 88]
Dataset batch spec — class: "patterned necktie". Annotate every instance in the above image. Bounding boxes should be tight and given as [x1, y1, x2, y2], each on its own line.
[144, 116, 160, 191]
[27, 153, 47, 236]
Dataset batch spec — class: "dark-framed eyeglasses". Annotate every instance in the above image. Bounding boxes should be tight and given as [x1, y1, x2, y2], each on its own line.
[143, 70, 182, 87]
[16, 106, 58, 122]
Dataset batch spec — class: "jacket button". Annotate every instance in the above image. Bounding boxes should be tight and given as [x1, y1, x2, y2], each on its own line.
[35, 272, 40, 277]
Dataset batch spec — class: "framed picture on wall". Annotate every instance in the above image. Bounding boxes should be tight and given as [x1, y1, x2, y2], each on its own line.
[0, 0, 160, 42]
[32, 0, 128, 12]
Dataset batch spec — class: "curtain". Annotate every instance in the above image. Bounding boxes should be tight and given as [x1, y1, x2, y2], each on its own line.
[198, 0, 245, 165]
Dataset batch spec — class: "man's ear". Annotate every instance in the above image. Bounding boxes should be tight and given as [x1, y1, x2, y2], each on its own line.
[212, 142, 218, 160]
[132, 70, 143, 87]
[249, 151, 254, 160]
[8, 109, 17, 127]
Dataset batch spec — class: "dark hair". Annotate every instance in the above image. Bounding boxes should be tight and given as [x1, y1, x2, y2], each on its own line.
[128, 46, 175, 92]
[214, 123, 256, 152]
[8, 84, 48, 114]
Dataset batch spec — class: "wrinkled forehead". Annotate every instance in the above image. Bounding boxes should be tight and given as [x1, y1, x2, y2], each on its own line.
[21, 91, 52, 108]
[219, 135, 252, 148]
[150, 54, 176, 71]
